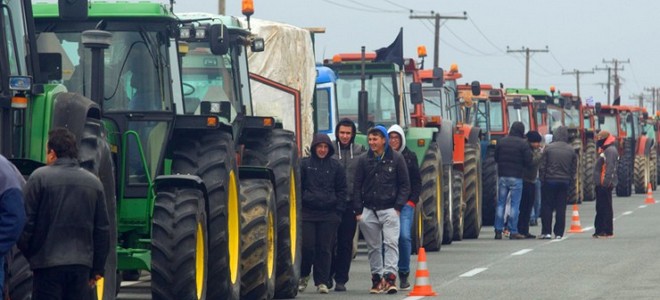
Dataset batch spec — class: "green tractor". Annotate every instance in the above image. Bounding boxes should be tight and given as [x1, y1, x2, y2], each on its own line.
[1, 1, 118, 299]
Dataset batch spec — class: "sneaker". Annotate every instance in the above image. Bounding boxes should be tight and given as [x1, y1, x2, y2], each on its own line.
[370, 274, 384, 294]
[592, 233, 600, 239]
[503, 229, 510, 238]
[554, 235, 562, 240]
[317, 284, 329, 294]
[509, 233, 525, 240]
[398, 272, 411, 290]
[327, 280, 333, 290]
[298, 276, 309, 292]
[539, 234, 552, 239]
[383, 273, 398, 294]
[494, 230, 502, 240]
[334, 282, 346, 292]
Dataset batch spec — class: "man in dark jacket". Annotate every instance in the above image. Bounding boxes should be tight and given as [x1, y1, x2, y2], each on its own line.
[593, 130, 618, 238]
[538, 126, 577, 239]
[494, 121, 533, 239]
[0, 155, 26, 299]
[19, 128, 110, 299]
[329, 118, 365, 292]
[299, 133, 347, 294]
[518, 131, 543, 238]
[388, 124, 421, 290]
[354, 125, 410, 294]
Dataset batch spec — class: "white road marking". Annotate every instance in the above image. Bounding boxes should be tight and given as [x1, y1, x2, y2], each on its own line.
[582, 226, 594, 232]
[459, 267, 488, 277]
[402, 296, 426, 300]
[622, 211, 633, 216]
[511, 249, 533, 256]
[120, 281, 144, 287]
[639, 205, 647, 208]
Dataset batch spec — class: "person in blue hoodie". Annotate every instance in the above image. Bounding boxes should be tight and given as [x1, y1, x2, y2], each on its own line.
[0, 155, 26, 299]
[299, 133, 347, 294]
[353, 125, 410, 294]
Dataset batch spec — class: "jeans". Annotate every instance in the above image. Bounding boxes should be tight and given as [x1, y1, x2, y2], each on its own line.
[531, 179, 542, 220]
[398, 204, 414, 274]
[495, 177, 523, 234]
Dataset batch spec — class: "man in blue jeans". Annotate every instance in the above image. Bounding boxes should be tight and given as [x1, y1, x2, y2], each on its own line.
[388, 125, 421, 290]
[494, 121, 533, 239]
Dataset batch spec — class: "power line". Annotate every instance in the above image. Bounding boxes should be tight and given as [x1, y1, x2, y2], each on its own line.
[549, 52, 565, 70]
[320, 0, 397, 13]
[506, 46, 550, 89]
[562, 68, 595, 100]
[344, 0, 404, 13]
[410, 11, 468, 68]
[383, 0, 414, 11]
[465, 13, 505, 54]
[530, 56, 557, 76]
[442, 24, 500, 56]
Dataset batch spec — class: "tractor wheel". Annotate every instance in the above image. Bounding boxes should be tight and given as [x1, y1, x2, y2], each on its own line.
[633, 154, 647, 194]
[414, 143, 444, 251]
[616, 138, 634, 197]
[243, 129, 301, 299]
[451, 170, 464, 241]
[79, 117, 118, 300]
[151, 187, 208, 300]
[567, 139, 583, 204]
[481, 147, 497, 226]
[582, 141, 597, 202]
[441, 165, 453, 245]
[172, 132, 241, 300]
[240, 179, 277, 299]
[7, 247, 32, 300]
[650, 145, 657, 190]
[463, 146, 482, 239]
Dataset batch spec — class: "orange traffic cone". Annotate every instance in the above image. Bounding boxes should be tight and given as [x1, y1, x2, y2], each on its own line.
[645, 182, 655, 204]
[568, 204, 583, 233]
[408, 247, 437, 296]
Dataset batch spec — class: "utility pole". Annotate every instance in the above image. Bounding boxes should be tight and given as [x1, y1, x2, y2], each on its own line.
[218, 0, 225, 14]
[629, 93, 645, 109]
[561, 69, 594, 100]
[506, 46, 549, 89]
[645, 87, 659, 114]
[594, 65, 612, 105]
[410, 11, 467, 69]
[602, 58, 629, 103]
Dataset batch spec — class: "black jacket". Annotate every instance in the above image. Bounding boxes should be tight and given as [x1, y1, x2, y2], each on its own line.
[401, 148, 422, 204]
[353, 145, 410, 215]
[594, 136, 618, 188]
[539, 126, 577, 182]
[301, 134, 348, 221]
[495, 122, 533, 178]
[18, 158, 110, 276]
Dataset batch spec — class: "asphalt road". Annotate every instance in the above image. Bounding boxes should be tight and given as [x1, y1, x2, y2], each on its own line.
[118, 190, 660, 300]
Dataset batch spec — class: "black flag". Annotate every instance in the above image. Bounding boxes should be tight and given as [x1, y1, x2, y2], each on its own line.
[375, 28, 403, 69]
[612, 96, 620, 106]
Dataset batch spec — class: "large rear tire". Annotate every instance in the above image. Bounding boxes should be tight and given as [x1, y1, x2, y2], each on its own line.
[567, 138, 583, 204]
[172, 132, 241, 300]
[240, 179, 277, 300]
[582, 141, 597, 202]
[481, 147, 497, 226]
[151, 187, 207, 300]
[633, 154, 647, 194]
[441, 165, 453, 245]
[451, 170, 464, 241]
[414, 143, 444, 251]
[616, 138, 634, 197]
[243, 129, 301, 299]
[462, 146, 482, 239]
[651, 145, 657, 190]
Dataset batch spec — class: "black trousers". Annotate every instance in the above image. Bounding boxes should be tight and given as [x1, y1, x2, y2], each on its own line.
[32, 265, 92, 300]
[541, 181, 569, 236]
[595, 186, 614, 235]
[301, 219, 340, 286]
[329, 209, 356, 284]
[518, 181, 536, 235]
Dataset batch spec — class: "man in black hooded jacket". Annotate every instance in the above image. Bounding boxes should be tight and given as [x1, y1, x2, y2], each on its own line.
[299, 133, 347, 294]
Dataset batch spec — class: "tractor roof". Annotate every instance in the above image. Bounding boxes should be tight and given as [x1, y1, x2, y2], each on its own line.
[33, 1, 173, 19]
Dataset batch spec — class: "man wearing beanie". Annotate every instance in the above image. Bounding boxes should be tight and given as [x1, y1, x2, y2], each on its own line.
[518, 131, 543, 238]
[353, 125, 410, 294]
[593, 130, 618, 238]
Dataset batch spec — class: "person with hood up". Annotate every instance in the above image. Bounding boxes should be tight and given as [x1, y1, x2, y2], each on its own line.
[328, 118, 366, 292]
[387, 125, 421, 290]
[518, 131, 543, 238]
[353, 125, 410, 294]
[494, 121, 533, 239]
[538, 126, 577, 239]
[299, 133, 347, 294]
[593, 130, 618, 238]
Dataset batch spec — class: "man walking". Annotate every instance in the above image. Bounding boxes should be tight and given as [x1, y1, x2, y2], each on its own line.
[0, 155, 26, 299]
[388, 125, 421, 290]
[538, 126, 577, 239]
[354, 126, 410, 294]
[329, 118, 365, 292]
[19, 128, 110, 299]
[494, 121, 533, 239]
[593, 130, 618, 238]
[518, 131, 543, 238]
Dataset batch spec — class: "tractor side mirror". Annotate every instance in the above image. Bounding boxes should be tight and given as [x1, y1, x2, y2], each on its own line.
[409, 82, 423, 105]
[512, 97, 522, 109]
[537, 102, 548, 113]
[58, 0, 88, 21]
[558, 97, 565, 108]
[595, 102, 602, 114]
[471, 81, 481, 96]
[432, 67, 444, 88]
[38, 53, 63, 81]
[643, 112, 649, 119]
[210, 24, 230, 55]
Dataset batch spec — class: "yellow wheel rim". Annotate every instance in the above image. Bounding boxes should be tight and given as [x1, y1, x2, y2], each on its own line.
[228, 171, 240, 284]
[195, 222, 205, 299]
[289, 168, 298, 261]
[267, 207, 276, 277]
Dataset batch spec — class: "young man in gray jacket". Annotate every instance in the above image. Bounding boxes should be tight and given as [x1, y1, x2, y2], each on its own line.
[538, 126, 577, 239]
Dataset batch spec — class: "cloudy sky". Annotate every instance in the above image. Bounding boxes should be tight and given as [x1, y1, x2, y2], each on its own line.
[171, 1, 659, 109]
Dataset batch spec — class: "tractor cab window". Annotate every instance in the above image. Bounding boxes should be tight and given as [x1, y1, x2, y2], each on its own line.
[315, 85, 331, 133]
[476, 100, 503, 132]
[631, 112, 641, 138]
[336, 73, 398, 127]
[421, 87, 444, 119]
[507, 104, 530, 133]
[564, 106, 580, 128]
[1, 0, 28, 79]
[600, 113, 618, 137]
[548, 107, 564, 133]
